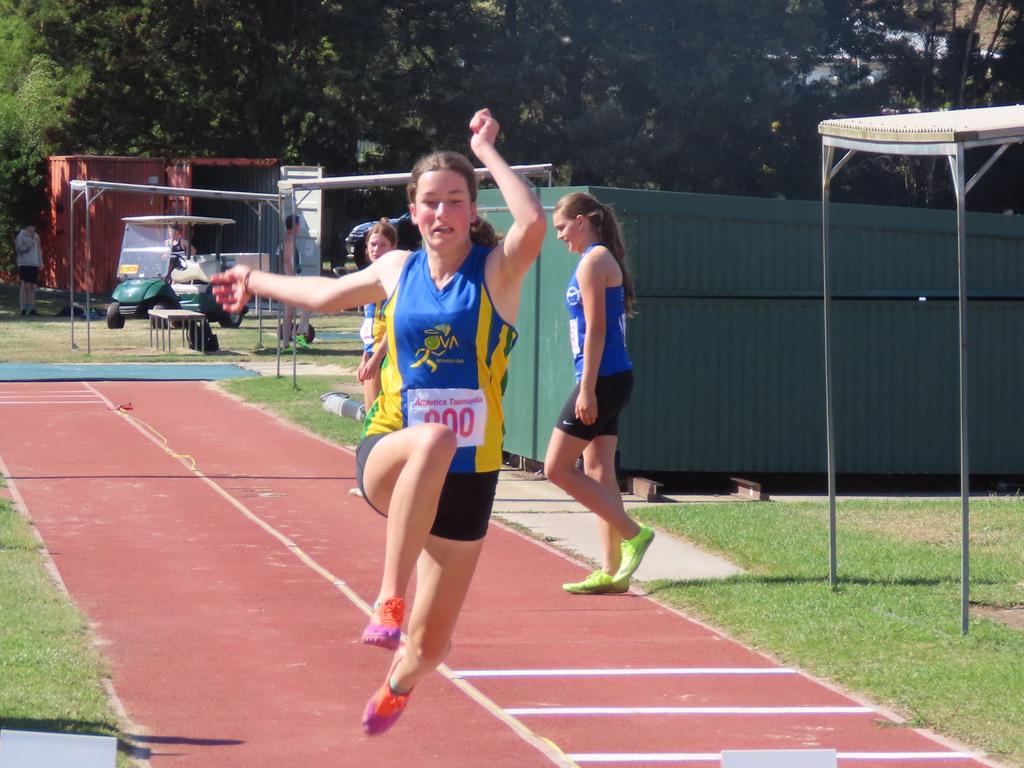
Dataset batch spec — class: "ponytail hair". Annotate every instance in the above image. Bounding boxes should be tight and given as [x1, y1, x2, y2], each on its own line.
[554, 192, 634, 315]
[470, 217, 503, 248]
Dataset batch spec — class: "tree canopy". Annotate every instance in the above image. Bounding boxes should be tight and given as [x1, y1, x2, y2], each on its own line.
[2, 0, 1023, 249]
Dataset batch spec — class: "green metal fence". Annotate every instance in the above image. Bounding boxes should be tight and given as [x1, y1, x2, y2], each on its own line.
[478, 185, 1024, 475]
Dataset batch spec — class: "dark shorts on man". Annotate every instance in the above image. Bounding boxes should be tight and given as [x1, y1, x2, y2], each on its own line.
[18, 266, 39, 284]
[556, 368, 634, 441]
[355, 431, 499, 542]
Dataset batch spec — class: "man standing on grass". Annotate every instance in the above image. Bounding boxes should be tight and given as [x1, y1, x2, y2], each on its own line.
[279, 214, 313, 349]
[15, 222, 42, 316]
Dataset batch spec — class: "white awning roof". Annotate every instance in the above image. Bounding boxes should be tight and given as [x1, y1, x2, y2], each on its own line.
[819, 104, 1024, 145]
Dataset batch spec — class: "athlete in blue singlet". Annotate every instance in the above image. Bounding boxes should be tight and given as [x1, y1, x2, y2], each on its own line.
[211, 108, 546, 737]
[566, 243, 632, 381]
[544, 192, 654, 596]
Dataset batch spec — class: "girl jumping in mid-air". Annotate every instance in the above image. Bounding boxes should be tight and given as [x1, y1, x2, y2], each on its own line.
[212, 108, 545, 734]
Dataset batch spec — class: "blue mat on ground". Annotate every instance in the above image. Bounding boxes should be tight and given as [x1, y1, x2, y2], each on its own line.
[0, 363, 259, 382]
[314, 332, 361, 341]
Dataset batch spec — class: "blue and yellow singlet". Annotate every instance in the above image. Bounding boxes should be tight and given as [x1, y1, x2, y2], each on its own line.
[362, 245, 517, 473]
[360, 302, 386, 354]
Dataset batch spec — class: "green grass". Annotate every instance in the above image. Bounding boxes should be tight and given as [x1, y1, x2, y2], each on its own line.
[0, 282, 366, 365]
[219, 374, 366, 447]
[635, 499, 1024, 766]
[0, 500, 135, 765]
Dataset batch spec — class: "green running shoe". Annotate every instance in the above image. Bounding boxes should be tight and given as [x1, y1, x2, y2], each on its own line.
[614, 525, 655, 582]
[562, 569, 628, 595]
[295, 334, 311, 349]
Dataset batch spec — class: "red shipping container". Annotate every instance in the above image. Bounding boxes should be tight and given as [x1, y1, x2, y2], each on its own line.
[45, 156, 168, 294]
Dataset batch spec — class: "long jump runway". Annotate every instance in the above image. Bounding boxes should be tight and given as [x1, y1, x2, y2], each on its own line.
[0, 381, 998, 768]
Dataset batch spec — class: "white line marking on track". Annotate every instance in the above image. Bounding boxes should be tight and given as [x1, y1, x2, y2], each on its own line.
[454, 667, 796, 678]
[0, 392, 95, 396]
[0, 400, 104, 405]
[568, 753, 977, 763]
[506, 706, 874, 716]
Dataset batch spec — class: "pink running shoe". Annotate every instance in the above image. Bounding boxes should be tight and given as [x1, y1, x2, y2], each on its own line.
[361, 650, 411, 735]
[361, 597, 405, 650]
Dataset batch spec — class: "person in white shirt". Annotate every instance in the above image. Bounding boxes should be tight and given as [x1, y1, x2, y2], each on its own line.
[15, 223, 42, 316]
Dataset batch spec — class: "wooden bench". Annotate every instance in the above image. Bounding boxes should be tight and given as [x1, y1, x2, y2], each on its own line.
[149, 308, 206, 353]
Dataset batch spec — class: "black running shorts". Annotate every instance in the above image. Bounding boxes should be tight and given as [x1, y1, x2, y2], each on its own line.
[355, 432, 499, 542]
[555, 368, 634, 441]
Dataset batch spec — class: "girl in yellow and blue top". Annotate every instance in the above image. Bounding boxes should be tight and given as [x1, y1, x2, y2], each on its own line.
[357, 218, 398, 411]
[211, 108, 545, 736]
[543, 192, 654, 596]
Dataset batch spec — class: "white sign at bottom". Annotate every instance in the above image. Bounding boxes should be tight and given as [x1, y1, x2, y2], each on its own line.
[722, 749, 837, 768]
[0, 729, 116, 768]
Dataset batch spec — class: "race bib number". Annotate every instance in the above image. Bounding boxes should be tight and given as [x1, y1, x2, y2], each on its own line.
[408, 388, 486, 447]
[359, 316, 375, 346]
[569, 318, 580, 356]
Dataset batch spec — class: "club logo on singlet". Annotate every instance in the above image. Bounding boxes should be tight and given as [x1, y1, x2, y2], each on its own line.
[566, 286, 581, 306]
[411, 323, 463, 372]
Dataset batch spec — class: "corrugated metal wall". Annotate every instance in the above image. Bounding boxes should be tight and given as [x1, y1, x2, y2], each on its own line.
[479, 187, 578, 461]
[483, 185, 1024, 476]
[45, 156, 167, 293]
[172, 159, 280, 258]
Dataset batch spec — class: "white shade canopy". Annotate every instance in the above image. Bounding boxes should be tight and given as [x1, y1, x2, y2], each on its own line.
[819, 104, 1024, 149]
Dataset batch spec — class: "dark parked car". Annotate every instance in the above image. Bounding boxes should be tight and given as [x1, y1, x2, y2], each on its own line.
[344, 213, 420, 270]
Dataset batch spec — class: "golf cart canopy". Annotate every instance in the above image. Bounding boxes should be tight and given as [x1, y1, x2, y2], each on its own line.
[118, 215, 235, 280]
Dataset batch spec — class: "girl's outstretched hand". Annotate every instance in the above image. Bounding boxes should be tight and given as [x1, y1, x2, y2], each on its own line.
[469, 108, 499, 156]
[211, 266, 252, 313]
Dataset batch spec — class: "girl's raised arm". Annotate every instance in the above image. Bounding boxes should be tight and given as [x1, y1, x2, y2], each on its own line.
[470, 109, 546, 287]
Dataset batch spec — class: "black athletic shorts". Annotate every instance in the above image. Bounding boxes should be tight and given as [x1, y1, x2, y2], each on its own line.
[556, 368, 634, 441]
[355, 431, 499, 542]
[18, 266, 39, 284]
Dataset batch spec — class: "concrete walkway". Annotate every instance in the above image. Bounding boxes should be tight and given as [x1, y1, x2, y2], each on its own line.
[493, 469, 744, 583]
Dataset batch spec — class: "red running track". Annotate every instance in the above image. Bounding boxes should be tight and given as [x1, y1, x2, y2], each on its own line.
[0, 381, 1002, 768]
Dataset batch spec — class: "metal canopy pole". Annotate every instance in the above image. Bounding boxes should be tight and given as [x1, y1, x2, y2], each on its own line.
[274, 189, 284, 379]
[68, 183, 77, 350]
[84, 186, 93, 354]
[258, 202, 266, 350]
[948, 146, 971, 636]
[289, 188, 299, 389]
[279, 163, 553, 194]
[821, 144, 838, 588]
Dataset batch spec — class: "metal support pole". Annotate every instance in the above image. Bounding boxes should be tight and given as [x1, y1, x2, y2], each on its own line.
[290, 189, 299, 390]
[68, 183, 77, 350]
[256, 203, 264, 348]
[822, 144, 838, 588]
[84, 187, 93, 355]
[948, 148, 971, 636]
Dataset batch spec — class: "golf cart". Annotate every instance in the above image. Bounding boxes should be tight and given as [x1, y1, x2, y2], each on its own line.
[107, 215, 247, 329]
